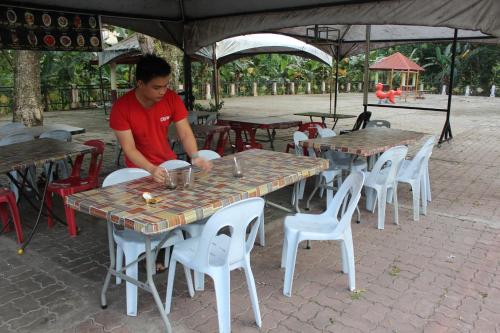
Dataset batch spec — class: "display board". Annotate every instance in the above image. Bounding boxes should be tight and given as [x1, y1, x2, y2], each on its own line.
[0, 5, 102, 51]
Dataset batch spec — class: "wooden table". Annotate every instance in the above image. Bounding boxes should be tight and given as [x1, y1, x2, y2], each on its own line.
[0, 138, 95, 251]
[293, 112, 356, 129]
[218, 116, 302, 151]
[0, 124, 85, 140]
[67, 149, 328, 332]
[300, 128, 426, 157]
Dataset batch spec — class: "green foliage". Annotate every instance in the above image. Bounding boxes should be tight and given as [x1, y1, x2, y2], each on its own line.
[193, 100, 224, 112]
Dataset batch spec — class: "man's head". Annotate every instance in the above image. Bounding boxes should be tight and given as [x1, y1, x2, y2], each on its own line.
[135, 54, 171, 103]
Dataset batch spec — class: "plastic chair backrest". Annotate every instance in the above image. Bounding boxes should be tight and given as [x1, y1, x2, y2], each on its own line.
[366, 120, 391, 128]
[102, 168, 150, 187]
[206, 113, 218, 125]
[0, 133, 34, 146]
[298, 122, 325, 138]
[400, 136, 435, 180]
[198, 149, 221, 160]
[352, 111, 372, 131]
[39, 129, 72, 142]
[160, 159, 191, 170]
[293, 131, 314, 157]
[0, 122, 25, 132]
[367, 146, 408, 186]
[193, 197, 265, 268]
[317, 128, 336, 138]
[325, 171, 365, 234]
[71, 140, 105, 180]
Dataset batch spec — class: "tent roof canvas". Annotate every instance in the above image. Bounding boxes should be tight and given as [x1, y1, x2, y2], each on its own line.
[370, 52, 425, 72]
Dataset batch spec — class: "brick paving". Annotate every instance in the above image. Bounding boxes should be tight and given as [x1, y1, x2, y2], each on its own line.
[0, 94, 499, 333]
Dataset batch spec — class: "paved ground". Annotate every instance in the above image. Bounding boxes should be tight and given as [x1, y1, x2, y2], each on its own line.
[1, 93, 499, 332]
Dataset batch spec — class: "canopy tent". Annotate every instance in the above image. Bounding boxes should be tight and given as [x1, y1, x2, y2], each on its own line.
[7, 0, 500, 140]
[369, 52, 425, 94]
[7, 0, 500, 53]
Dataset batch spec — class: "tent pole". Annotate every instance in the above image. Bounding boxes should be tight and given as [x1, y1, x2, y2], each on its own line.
[362, 25, 371, 113]
[212, 43, 220, 107]
[439, 28, 457, 144]
[333, 43, 340, 116]
[183, 54, 193, 110]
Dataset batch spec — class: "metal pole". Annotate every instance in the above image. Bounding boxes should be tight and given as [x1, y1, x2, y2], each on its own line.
[362, 25, 371, 113]
[439, 28, 457, 144]
[212, 43, 220, 106]
[334, 44, 340, 116]
[183, 54, 193, 110]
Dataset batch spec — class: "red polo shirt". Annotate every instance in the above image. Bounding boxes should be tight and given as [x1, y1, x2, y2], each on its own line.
[110, 89, 188, 167]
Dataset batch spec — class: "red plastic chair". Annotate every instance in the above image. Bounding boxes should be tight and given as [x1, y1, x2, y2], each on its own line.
[0, 188, 23, 244]
[45, 140, 104, 236]
[285, 122, 325, 154]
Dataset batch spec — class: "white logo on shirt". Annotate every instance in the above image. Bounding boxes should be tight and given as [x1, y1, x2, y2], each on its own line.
[160, 116, 170, 122]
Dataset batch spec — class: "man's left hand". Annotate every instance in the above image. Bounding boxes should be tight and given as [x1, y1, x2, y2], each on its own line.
[192, 157, 213, 172]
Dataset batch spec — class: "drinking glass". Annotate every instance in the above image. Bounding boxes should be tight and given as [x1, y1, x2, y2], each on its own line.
[164, 168, 177, 189]
[232, 156, 244, 178]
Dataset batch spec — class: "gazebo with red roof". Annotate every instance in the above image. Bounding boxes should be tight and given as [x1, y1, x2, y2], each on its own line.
[370, 52, 425, 98]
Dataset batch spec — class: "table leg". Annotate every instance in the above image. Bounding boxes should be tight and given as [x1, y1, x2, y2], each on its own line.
[145, 237, 173, 333]
[266, 129, 276, 151]
[17, 162, 54, 253]
[321, 117, 326, 127]
[101, 221, 115, 309]
[332, 118, 339, 130]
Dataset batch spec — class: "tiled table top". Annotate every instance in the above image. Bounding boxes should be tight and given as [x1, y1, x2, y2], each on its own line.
[67, 149, 328, 235]
[300, 128, 427, 157]
[0, 138, 95, 173]
[294, 112, 356, 119]
[218, 117, 302, 129]
[0, 124, 85, 140]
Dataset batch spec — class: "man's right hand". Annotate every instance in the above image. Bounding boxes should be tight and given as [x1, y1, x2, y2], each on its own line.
[151, 166, 166, 184]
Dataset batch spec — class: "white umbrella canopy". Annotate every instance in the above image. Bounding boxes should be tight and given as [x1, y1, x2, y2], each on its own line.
[194, 34, 333, 66]
[7, 0, 500, 53]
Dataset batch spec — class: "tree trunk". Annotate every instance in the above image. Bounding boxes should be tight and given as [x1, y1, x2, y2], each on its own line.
[136, 33, 155, 54]
[13, 50, 43, 126]
[155, 41, 183, 90]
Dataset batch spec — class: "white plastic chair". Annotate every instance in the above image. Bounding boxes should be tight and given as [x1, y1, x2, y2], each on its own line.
[197, 149, 221, 160]
[396, 136, 435, 220]
[295, 130, 344, 211]
[159, 159, 190, 170]
[363, 146, 408, 230]
[0, 133, 36, 201]
[40, 130, 72, 182]
[165, 197, 265, 333]
[0, 122, 25, 132]
[102, 168, 193, 317]
[365, 120, 391, 128]
[282, 172, 365, 296]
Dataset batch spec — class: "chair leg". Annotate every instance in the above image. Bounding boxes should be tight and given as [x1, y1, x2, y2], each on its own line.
[420, 176, 428, 215]
[340, 240, 348, 274]
[258, 212, 265, 246]
[163, 246, 171, 268]
[392, 184, 399, 225]
[343, 231, 356, 291]
[377, 189, 386, 230]
[243, 259, 262, 327]
[124, 253, 139, 316]
[45, 192, 54, 229]
[183, 265, 195, 298]
[213, 270, 231, 333]
[5, 194, 24, 244]
[116, 245, 123, 284]
[0, 203, 11, 233]
[64, 203, 78, 236]
[411, 181, 420, 221]
[165, 258, 177, 314]
[281, 234, 288, 269]
[283, 232, 299, 297]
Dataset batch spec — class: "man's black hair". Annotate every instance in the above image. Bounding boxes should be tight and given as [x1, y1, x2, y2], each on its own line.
[135, 54, 171, 84]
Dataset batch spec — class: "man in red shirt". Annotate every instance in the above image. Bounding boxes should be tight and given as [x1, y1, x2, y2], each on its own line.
[110, 55, 211, 182]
